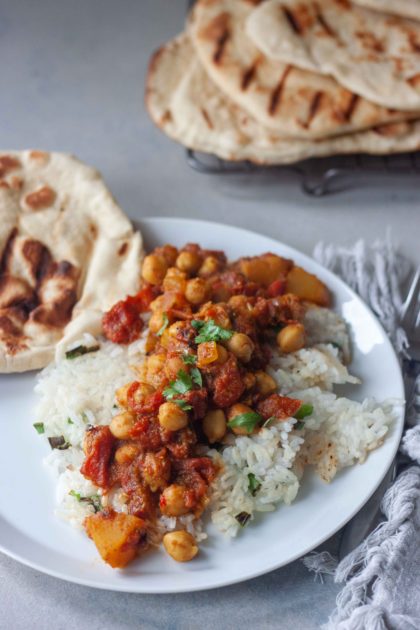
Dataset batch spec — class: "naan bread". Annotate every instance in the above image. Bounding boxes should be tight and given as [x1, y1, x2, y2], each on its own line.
[353, 0, 420, 21]
[146, 34, 420, 163]
[188, 0, 420, 139]
[0, 151, 143, 372]
[246, 0, 420, 110]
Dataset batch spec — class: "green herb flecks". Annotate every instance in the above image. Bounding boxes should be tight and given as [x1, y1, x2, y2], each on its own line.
[227, 412, 262, 434]
[235, 511, 251, 527]
[190, 367, 202, 387]
[69, 490, 102, 513]
[295, 421, 305, 430]
[163, 370, 193, 400]
[173, 399, 193, 411]
[247, 473, 261, 496]
[182, 353, 197, 365]
[48, 436, 71, 450]
[294, 403, 313, 420]
[192, 319, 233, 344]
[67, 418, 74, 425]
[156, 313, 169, 337]
[65, 345, 100, 360]
[33, 422, 45, 434]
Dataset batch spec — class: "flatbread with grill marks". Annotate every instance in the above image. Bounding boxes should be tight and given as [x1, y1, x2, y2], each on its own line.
[246, 0, 420, 111]
[188, 0, 420, 139]
[0, 151, 143, 372]
[146, 33, 420, 163]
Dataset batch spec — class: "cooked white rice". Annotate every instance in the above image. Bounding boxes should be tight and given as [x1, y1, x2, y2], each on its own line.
[33, 309, 399, 540]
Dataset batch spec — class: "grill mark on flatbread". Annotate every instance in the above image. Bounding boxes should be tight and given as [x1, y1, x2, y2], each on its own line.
[282, 6, 303, 34]
[118, 242, 128, 257]
[355, 30, 384, 53]
[408, 32, 420, 54]
[314, 5, 337, 38]
[268, 65, 292, 115]
[241, 60, 259, 91]
[342, 94, 360, 121]
[304, 91, 323, 127]
[0, 229, 18, 274]
[213, 27, 230, 63]
[201, 107, 214, 128]
[407, 73, 420, 87]
[21, 238, 53, 286]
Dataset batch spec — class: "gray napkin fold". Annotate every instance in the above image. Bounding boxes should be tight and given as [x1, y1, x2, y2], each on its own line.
[304, 238, 420, 630]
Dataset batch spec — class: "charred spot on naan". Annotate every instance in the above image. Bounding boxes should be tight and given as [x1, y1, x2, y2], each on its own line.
[0, 275, 36, 311]
[24, 185, 57, 211]
[0, 155, 21, 179]
[268, 65, 292, 115]
[0, 307, 28, 355]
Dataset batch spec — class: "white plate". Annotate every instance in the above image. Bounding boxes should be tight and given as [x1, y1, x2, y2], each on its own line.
[0, 218, 404, 593]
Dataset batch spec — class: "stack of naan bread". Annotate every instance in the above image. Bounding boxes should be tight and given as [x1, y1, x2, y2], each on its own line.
[146, 0, 420, 164]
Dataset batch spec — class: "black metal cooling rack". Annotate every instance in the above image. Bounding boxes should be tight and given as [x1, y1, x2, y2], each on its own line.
[186, 149, 420, 197]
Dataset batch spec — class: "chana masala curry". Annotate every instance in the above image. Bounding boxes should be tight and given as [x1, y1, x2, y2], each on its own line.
[81, 244, 330, 568]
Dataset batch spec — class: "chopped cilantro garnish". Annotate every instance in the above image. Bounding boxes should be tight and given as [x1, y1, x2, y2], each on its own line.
[235, 511, 251, 527]
[192, 319, 233, 344]
[247, 473, 261, 496]
[163, 370, 193, 399]
[294, 403, 313, 420]
[65, 345, 100, 360]
[69, 490, 102, 513]
[190, 366, 202, 387]
[295, 421, 305, 430]
[67, 418, 74, 425]
[33, 422, 45, 434]
[173, 399, 193, 411]
[227, 412, 262, 434]
[156, 313, 169, 337]
[182, 353, 197, 365]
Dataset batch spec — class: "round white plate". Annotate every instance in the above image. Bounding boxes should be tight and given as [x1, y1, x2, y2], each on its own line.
[0, 218, 404, 593]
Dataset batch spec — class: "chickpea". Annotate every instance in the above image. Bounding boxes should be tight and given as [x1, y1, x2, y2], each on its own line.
[227, 403, 255, 436]
[277, 323, 305, 353]
[198, 255, 220, 277]
[255, 371, 277, 395]
[110, 411, 136, 439]
[163, 267, 187, 293]
[158, 402, 189, 431]
[141, 253, 168, 285]
[226, 332, 254, 363]
[149, 310, 168, 334]
[114, 443, 139, 465]
[185, 278, 210, 305]
[141, 450, 171, 492]
[158, 244, 178, 266]
[163, 531, 198, 562]
[176, 251, 201, 275]
[150, 295, 165, 312]
[115, 383, 131, 408]
[215, 343, 229, 364]
[128, 382, 155, 407]
[165, 355, 185, 380]
[160, 484, 190, 516]
[167, 321, 185, 339]
[202, 409, 227, 443]
[146, 354, 167, 388]
[243, 372, 256, 390]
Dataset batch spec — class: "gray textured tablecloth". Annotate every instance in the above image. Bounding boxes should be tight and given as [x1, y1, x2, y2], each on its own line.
[1, 1, 419, 628]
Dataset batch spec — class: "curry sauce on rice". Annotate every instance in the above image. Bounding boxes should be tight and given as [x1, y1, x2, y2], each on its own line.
[33, 243, 398, 569]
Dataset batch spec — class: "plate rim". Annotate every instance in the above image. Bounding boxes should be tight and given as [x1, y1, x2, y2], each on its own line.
[0, 216, 405, 593]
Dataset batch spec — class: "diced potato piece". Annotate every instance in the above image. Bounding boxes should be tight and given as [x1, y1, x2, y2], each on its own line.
[85, 511, 146, 569]
[286, 266, 330, 306]
[238, 254, 292, 287]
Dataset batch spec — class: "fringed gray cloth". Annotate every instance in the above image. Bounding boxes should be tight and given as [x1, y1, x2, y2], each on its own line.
[303, 239, 420, 630]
